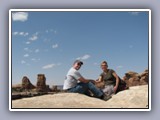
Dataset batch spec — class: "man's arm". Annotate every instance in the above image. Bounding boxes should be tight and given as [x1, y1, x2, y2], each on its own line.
[78, 77, 90, 83]
[96, 76, 103, 83]
[112, 72, 120, 93]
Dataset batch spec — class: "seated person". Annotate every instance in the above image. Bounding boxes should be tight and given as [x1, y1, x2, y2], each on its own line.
[96, 61, 127, 96]
[63, 60, 111, 101]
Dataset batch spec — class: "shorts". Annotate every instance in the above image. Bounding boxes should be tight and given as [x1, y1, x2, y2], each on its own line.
[102, 85, 114, 96]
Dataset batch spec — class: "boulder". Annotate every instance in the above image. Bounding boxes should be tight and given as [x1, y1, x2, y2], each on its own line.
[125, 71, 139, 79]
[123, 69, 148, 87]
[139, 69, 149, 84]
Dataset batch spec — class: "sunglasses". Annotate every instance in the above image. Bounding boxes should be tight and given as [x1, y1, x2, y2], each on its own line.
[101, 64, 107, 67]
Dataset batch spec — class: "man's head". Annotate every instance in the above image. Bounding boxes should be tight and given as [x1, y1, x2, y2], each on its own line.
[101, 61, 108, 71]
[73, 60, 83, 70]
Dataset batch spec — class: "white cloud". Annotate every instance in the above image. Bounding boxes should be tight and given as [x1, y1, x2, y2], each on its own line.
[12, 12, 28, 22]
[129, 12, 140, 16]
[117, 65, 123, 69]
[12, 32, 18, 35]
[93, 62, 98, 65]
[12, 32, 29, 37]
[31, 58, 40, 62]
[42, 64, 55, 69]
[29, 32, 39, 41]
[31, 58, 36, 61]
[24, 48, 33, 52]
[45, 29, 57, 34]
[77, 54, 91, 60]
[24, 48, 29, 51]
[52, 44, 58, 48]
[24, 32, 29, 36]
[21, 60, 26, 64]
[54, 30, 57, 34]
[24, 54, 29, 57]
[26, 41, 30, 44]
[24, 47, 32, 52]
[19, 32, 24, 35]
[46, 30, 49, 33]
[46, 29, 52, 33]
[35, 32, 39, 35]
[35, 49, 39, 53]
[29, 35, 38, 41]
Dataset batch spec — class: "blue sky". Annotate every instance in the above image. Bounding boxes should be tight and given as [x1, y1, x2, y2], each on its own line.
[11, 10, 149, 86]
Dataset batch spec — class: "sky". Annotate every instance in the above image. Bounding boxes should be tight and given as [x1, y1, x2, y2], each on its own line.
[10, 10, 149, 86]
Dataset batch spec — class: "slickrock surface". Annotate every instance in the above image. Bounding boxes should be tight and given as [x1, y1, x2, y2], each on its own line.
[12, 85, 148, 108]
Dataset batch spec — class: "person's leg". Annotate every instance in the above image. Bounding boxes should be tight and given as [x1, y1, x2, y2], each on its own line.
[87, 82, 104, 98]
[87, 82, 112, 101]
[77, 82, 92, 96]
[103, 85, 114, 96]
[68, 82, 111, 101]
[68, 83, 88, 95]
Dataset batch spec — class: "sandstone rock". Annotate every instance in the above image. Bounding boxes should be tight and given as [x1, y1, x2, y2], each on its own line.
[22, 76, 35, 90]
[123, 70, 148, 87]
[51, 85, 58, 92]
[125, 71, 139, 79]
[128, 77, 140, 86]
[12, 85, 148, 108]
[36, 74, 48, 92]
[12, 74, 52, 94]
[139, 69, 149, 84]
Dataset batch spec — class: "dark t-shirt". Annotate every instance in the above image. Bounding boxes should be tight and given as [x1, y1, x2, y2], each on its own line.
[100, 69, 116, 86]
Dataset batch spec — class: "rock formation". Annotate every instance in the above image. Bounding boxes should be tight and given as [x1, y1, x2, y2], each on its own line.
[51, 85, 58, 92]
[22, 76, 35, 90]
[12, 69, 149, 100]
[139, 69, 149, 85]
[123, 69, 148, 87]
[36, 74, 51, 92]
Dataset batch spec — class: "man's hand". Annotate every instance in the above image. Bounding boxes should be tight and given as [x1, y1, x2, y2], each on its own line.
[113, 86, 118, 93]
[89, 79, 96, 84]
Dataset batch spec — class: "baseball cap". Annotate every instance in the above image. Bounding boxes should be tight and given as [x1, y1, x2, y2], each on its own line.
[74, 60, 83, 65]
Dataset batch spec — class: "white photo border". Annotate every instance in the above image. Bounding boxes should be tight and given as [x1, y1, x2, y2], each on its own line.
[9, 9, 151, 111]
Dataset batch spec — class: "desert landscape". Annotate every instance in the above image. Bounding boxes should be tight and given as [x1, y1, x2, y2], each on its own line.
[11, 69, 149, 109]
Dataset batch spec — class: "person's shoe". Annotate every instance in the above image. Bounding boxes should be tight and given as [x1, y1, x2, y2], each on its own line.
[101, 94, 112, 101]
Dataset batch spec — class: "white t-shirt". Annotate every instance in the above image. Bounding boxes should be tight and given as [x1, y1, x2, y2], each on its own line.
[63, 67, 82, 90]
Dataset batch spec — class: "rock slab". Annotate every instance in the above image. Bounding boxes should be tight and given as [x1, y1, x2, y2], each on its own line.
[12, 85, 148, 109]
